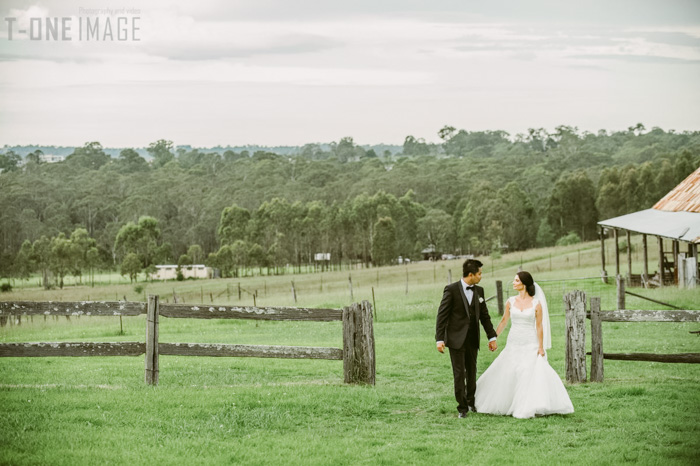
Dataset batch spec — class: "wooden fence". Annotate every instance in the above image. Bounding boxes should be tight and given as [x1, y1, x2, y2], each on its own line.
[564, 289, 700, 383]
[0, 296, 375, 385]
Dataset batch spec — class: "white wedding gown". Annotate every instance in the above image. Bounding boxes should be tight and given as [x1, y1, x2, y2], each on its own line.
[475, 297, 574, 419]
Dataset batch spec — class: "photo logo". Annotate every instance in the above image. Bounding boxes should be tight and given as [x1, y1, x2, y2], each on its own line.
[4, 7, 141, 41]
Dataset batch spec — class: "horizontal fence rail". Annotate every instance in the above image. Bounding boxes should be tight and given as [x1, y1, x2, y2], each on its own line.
[0, 297, 375, 386]
[159, 343, 343, 360]
[0, 301, 146, 317]
[158, 304, 343, 321]
[586, 352, 700, 364]
[624, 291, 682, 310]
[589, 310, 700, 322]
[565, 290, 700, 383]
[0, 342, 145, 357]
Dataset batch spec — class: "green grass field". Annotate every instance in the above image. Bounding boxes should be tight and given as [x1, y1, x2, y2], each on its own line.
[2, 240, 699, 465]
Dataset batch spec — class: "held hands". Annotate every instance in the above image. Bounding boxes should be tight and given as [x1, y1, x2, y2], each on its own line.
[537, 347, 545, 357]
[488, 340, 498, 352]
[436, 341, 445, 353]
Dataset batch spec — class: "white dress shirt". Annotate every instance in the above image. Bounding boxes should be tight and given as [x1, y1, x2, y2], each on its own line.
[437, 279, 497, 345]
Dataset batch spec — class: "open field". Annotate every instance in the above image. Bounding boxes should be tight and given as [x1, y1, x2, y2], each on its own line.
[2, 240, 699, 465]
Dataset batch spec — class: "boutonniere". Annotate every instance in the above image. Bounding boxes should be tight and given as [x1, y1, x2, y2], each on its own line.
[479, 297, 484, 303]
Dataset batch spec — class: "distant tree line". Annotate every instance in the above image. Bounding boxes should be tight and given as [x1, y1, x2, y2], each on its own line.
[0, 125, 697, 285]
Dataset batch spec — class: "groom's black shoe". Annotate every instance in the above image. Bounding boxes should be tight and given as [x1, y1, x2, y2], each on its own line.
[468, 405, 478, 413]
[458, 411, 468, 418]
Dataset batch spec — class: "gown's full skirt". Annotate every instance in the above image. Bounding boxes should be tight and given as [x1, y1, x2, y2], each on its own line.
[475, 299, 574, 419]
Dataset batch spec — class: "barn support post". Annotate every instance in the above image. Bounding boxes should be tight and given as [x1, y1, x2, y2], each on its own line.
[642, 234, 649, 288]
[614, 229, 620, 277]
[626, 230, 632, 284]
[673, 240, 680, 284]
[600, 228, 608, 284]
[658, 237, 665, 285]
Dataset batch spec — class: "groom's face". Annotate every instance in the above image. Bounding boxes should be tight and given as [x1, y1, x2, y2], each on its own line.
[466, 268, 482, 285]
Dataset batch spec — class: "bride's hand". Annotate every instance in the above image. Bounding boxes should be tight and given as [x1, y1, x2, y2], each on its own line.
[537, 347, 545, 357]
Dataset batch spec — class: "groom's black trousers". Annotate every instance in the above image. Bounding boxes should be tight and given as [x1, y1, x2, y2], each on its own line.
[448, 338, 478, 413]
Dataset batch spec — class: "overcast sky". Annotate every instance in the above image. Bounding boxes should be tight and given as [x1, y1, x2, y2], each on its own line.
[1, 0, 699, 148]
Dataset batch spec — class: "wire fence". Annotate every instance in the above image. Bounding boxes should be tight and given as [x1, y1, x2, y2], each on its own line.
[502, 277, 613, 316]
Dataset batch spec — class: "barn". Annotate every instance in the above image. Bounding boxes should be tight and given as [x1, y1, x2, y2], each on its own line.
[597, 166, 700, 288]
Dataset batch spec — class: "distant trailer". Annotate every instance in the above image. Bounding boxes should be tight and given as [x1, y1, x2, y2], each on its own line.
[151, 264, 213, 280]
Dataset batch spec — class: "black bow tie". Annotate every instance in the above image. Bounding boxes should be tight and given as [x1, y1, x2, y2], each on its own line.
[465, 285, 474, 289]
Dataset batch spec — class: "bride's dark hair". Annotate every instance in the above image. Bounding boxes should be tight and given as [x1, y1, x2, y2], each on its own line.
[517, 271, 536, 297]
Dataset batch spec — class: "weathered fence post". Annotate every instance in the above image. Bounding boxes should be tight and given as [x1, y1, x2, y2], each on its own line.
[590, 297, 603, 382]
[616, 275, 625, 310]
[565, 290, 587, 383]
[343, 301, 376, 385]
[496, 280, 504, 316]
[405, 268, 409, 295]
[371, 287, 377, 322]
[145, 294, 160, 385]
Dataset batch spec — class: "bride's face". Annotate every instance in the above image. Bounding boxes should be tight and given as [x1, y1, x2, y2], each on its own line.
[512, 275, 524, 291]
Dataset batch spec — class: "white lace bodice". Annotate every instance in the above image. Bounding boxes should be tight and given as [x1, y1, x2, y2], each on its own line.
[506, 297, 540, 350]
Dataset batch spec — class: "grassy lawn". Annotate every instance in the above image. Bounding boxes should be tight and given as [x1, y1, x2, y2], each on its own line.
[1, 240, 699, 465]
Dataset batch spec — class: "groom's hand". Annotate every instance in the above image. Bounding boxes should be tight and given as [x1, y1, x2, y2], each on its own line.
[488, 340, 498, 352]
[436, 341, 445, 353]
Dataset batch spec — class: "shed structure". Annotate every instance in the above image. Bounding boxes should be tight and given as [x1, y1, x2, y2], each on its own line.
[597, 167, 700, 288]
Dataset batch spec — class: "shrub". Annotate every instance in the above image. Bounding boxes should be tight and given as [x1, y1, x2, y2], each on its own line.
[0, 283, 12, 292]
[556, 232, 582, 246]
[618, 240, 635, 253]
[134, 285, 144, 294]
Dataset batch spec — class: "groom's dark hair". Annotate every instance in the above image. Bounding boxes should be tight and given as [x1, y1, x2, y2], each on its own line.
[462, 259, 483, 277]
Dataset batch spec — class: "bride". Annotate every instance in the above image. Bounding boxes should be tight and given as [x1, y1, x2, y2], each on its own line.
[474, 271, 574, 418]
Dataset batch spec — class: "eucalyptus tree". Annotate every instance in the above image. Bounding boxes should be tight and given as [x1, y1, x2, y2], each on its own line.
[31, 236, 52, 289]
[372, 217, 397, 266]
[547, 170, 598, 241]
[147, 139, 175, 168]
[49, 233, 74, 289]
[121, 253, 142, 283]
[417, 208, 455, 254]
[0, 150, 21, 172]
[70, 228, 97, 284]
[114, 216, 162, 270]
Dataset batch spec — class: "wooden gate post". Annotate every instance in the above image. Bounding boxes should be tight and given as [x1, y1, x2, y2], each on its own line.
[565, 290, 587, 383]
[590, 297, 603, 382]
[616, 275, 625, 310]
[496, 280, 504, 316]
[145, 295, 160, 385]
[343, 301, 376, 385]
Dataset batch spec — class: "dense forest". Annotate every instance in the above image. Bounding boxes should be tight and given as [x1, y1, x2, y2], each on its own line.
[0, 124, 698, 286]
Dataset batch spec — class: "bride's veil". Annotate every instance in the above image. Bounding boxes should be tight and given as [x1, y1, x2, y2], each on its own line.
[534, 283, 551, 349]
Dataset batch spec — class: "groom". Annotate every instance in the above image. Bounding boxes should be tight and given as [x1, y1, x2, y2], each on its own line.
[436, 259, 497, 418]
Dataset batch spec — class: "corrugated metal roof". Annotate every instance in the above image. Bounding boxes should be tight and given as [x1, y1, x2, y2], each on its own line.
[598, 209, 700, 243]
[653, 166, 700, 212]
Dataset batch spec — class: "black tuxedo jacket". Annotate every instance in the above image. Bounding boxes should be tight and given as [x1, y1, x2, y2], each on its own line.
[435, 280, 497, 349]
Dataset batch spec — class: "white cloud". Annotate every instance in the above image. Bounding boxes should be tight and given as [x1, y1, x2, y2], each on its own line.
[0, 0, 699, 146]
